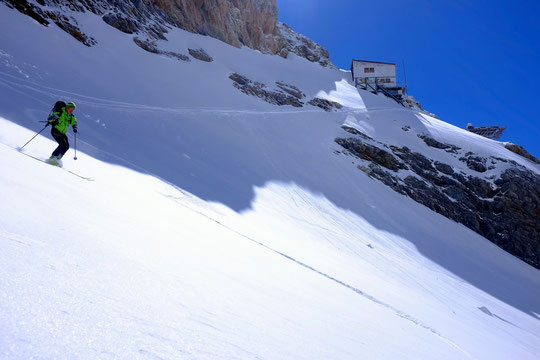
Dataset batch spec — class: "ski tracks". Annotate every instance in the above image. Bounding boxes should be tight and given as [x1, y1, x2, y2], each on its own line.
[164, 191, 478, 360]
[0, 71, 324, 116]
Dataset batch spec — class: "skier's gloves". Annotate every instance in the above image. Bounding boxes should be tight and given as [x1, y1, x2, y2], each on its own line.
[73, 127, 78, 134]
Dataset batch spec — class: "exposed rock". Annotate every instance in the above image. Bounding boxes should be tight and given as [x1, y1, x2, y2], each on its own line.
[460, 155, 488, 173]
[276, 81, 305, 100]
[53, 14, 97, 46]
[188, 48, 213, 62]
[2, 0, 97, 46]
[402, 125, 411, 132]
[491, 168, 540, 267]
[391, 146, 437, 178]
[133, 38, 160, 53]
[335, 138, 406, 172]
[134, 38, 190, 62]
[229, 73, 304, 107]
[418, 134, 461, 153]
[278, 48, 289, 59]
[102, 13, 138, 34]
[403, 95, 424, 111]
[504, 143, 540, 164]
[358, 163, 406, 194]
[2, 0, 49, 26]
[340, 126, 374, 141]
[153, 0, 280, 49]
[276, 23, 333, 67]
[335, 136, 540, 269]
[434, 161, 454, 175]
[308, 98, 343, 112]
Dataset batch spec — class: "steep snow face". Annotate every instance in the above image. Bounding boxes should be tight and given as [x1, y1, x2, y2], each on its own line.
[2, 119, 540, 360]
[1, 3, 540, 359]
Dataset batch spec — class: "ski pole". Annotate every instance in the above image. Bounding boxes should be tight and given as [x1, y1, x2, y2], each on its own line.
[19, 123, 49, 150]
[73, 132, 78, 160]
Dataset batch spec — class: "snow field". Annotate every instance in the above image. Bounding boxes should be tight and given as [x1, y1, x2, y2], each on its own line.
[0, 3, 539, 359]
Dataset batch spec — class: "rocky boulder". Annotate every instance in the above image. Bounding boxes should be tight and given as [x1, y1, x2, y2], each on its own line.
[102, 13, 139, 34]
[229, 73, 304, 107]
[188, 48, 213, 62]
[308, 98, 343, 112]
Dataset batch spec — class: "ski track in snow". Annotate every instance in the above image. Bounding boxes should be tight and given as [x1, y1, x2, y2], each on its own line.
[163, 193, 478, 360]
[0, 71, 328, 115]
[14, 147, 94, 181]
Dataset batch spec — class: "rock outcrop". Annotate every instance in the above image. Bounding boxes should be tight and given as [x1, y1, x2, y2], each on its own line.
[2, 0, 97, 46]
[229, 73, 305, 107]
[133, 38, 190, 62]
[504, 143, 540, 165]
[3, 0, 333, 66]
[188, 48, 213, 62]
[276, 23, 333, 67]
[336, 129, 540, 269]
[308, 98, 343, 112]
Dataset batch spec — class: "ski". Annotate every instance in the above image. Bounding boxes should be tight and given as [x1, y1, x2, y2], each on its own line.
[14, 147, 94, 181]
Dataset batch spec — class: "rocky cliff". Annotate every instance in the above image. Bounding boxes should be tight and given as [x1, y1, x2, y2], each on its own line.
[336, 126, 540, 269]
[2, 0, 333, 67]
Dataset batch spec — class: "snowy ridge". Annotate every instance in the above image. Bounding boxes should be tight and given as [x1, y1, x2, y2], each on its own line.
[1, 3, 540, 359]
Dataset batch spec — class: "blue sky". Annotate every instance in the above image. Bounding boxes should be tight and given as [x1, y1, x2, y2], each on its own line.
[277, 0, 540, 157]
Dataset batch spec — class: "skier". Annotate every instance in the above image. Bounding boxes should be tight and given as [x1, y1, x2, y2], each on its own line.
[47, 101, 78, 166]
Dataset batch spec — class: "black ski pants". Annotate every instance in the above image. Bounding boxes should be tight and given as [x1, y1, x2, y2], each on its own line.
[51, 127, 70, 158]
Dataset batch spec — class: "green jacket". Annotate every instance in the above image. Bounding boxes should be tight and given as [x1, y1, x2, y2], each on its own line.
[48, 108, 77, 134]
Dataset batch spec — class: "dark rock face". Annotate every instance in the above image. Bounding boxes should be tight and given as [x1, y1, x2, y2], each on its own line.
[335, 135, 540, 269]
[418, 134, 461, 153]
[336, 138, 405, 171]
[276, 81, 304, 99]
[460, 154, 488, 173]
[434, 161, 454, 175]
[308, 98, 343, 112]
[277, 23, 332, 67]
[2, 0, 49, 26]
[102, 13, 138, 34]
[229, 73, 304, 107]
[53, 14, 97, 46]
[341, 126, 374, 141]
[505, 143, 540, 165]
[133, 38, 190, 62]
[188, 48, 213, 62]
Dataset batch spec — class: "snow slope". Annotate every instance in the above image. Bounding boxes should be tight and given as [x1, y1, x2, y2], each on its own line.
[1, 3, 540, 359]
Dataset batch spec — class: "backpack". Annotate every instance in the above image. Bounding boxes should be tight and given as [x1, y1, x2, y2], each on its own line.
[52, 101, 66, 114]
[48, 101, 66, 125]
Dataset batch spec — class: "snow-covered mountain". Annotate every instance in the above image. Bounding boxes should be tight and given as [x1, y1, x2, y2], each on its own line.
[1, 1, 539, 359]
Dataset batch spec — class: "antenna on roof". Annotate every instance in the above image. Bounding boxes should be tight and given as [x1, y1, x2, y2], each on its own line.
[402, 59, 408, 89]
